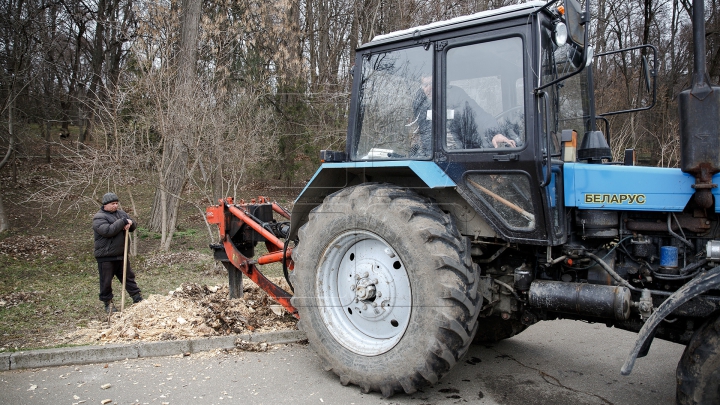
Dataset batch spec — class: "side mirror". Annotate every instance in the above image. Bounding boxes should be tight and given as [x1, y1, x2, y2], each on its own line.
[563, 0, 585, 48]
[595, 44, 658, 116]
[534, 0, 590, 92]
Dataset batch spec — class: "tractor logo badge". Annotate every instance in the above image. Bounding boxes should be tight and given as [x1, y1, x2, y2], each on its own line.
[584, 194, 647, 204]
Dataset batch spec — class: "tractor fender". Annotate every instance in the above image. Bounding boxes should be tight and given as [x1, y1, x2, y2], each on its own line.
[289, 161, 456, 240]
[621, 265, 720, 375]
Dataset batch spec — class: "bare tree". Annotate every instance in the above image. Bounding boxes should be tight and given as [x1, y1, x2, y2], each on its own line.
[0, 94, 15, 233]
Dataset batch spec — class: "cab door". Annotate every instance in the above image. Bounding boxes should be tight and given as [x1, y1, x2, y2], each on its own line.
[433, 21, 558, 245]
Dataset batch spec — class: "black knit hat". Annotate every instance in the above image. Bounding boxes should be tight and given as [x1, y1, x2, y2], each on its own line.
[102, 192, 119, 205]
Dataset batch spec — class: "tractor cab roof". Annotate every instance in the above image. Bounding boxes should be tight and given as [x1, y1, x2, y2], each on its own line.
[359, 1, 548, 50]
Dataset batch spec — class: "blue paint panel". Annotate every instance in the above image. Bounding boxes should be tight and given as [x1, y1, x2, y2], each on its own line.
[296, 161, 456, 203]
[563, 163, 698, 211]
[714, 177, 720, 212]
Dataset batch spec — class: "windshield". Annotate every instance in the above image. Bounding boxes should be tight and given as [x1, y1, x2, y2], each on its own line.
[351, 46, 433, 160]
[540, 23, 591, 153]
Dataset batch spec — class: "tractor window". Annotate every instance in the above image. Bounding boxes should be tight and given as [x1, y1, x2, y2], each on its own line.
[444, 37, 525, 151]
[352, 46, 433, 160]
[465, 172, 535, 230]
[540, 24, 592, 151]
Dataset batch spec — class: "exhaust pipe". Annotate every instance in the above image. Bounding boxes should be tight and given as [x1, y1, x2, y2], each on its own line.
[528, 280, 632, 320]
[679, 0, 720, 209]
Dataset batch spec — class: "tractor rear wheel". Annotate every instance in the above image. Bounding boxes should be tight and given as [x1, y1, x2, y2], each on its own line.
[676, 314, 720, 404]
[290, 184, 480, 397]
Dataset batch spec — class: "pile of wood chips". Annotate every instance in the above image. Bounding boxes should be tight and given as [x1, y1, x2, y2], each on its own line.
[61, 277, 298, 345]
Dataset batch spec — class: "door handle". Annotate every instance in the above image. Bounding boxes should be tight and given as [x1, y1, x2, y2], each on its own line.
[492, 153, 519, 161]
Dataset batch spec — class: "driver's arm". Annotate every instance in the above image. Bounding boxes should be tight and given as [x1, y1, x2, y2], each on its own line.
[491, 133, 516, 148]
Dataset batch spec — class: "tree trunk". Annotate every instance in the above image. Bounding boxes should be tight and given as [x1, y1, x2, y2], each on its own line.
[147, 0, 201, 250]
[128, 188, 138, 257]
[44, 120, 51, 163]
[80, 0, 107, 145]
[0, 91, 15, 233]
[0, 191, 7, 233]
[148, 139, 188, 235]
[178, 0, 201, 84]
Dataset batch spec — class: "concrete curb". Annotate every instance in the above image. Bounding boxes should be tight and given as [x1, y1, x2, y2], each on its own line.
[0, 352, 11, 371]
[4, 330, 306, 371]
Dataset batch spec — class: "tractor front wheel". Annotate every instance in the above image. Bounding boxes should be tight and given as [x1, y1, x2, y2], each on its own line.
[291, 184, 480, 397]
[677, 314, 720, 404]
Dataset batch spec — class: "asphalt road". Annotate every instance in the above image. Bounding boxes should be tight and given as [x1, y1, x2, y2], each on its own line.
[0, 319, 684, 405]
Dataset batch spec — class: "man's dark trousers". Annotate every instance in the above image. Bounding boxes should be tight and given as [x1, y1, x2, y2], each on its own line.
[98, 260, 141, 302]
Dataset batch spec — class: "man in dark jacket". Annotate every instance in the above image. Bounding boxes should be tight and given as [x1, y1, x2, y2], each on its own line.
[92, 192, 143, 313]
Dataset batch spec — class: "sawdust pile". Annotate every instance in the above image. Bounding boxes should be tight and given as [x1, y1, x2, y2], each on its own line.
[62, 277, 297, 345]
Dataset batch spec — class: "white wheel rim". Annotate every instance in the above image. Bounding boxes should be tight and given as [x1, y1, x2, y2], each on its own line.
[317, 230, 412, 356]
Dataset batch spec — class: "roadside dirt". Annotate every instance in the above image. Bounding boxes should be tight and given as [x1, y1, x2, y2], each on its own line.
[57, 278, 297, 346]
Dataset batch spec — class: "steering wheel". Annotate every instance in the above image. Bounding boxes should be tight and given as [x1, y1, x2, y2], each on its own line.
[494, 105, 523, 120]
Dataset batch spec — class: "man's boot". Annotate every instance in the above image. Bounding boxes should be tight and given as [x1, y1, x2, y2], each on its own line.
[131, 293, 143, 304]
[104, 300, 118, 314]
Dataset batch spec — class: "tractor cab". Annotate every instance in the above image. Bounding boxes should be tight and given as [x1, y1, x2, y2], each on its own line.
[314, 0, 596, 246]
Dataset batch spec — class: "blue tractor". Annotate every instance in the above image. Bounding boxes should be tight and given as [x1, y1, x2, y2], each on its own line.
[208, 0, 720, 401]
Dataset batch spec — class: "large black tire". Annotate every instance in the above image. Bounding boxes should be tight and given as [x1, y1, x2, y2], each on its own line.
[473, 317, 528, 344]
[677, 314, 720, 404]
[290, 184, 481, 397]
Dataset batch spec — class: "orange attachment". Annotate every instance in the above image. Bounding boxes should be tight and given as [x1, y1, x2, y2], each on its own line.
[206, 197, 298, 318]
[227, 204, 285, 250]
[272, 202, 291, 219]
[257, 249, 292, 265]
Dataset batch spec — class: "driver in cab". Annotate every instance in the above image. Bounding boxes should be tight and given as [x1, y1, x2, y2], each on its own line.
[410, 75, 519, 155]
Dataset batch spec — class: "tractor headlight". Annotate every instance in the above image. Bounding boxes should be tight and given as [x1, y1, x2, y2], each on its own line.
[553, 22, 568, 46]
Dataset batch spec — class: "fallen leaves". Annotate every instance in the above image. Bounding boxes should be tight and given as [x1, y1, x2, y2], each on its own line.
[0, 291, 43, 308]
[140, 251, 213, 269]
[0, 236, 59, 260]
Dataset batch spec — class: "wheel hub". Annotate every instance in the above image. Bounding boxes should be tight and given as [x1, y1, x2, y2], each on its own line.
[317, 231, 412, 356]
[353, 272, 377, 301]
